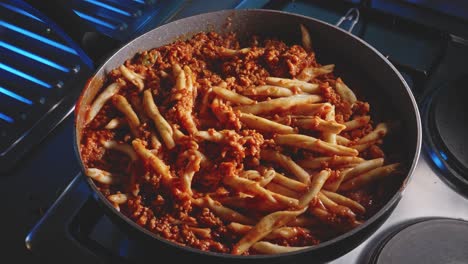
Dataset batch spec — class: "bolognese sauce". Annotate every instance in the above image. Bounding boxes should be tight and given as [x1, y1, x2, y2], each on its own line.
[80, 28, 403, 255]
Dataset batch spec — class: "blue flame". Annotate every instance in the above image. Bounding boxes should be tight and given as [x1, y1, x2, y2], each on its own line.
[0, 41, 69, 73]
[0, 2, 42, 22]
[234, 0, 249, 8]
[439, 151, 448, 161]
[0, 20, 78, 55]
[0, 63, 52, 89]
[0, 113, 14, 123]
[429, 151, 445, 170]
[0, 86, 33, 105]
[84, 0, 131, 16]
[73, 10, 117, 29]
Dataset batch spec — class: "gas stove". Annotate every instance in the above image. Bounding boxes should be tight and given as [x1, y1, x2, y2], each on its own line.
[2, 1, 468, 263]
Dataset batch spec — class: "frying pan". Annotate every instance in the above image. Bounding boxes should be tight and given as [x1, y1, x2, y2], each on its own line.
[74, 9, 421, 263]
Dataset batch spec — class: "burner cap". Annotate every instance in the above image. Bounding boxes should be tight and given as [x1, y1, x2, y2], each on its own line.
[370, 218, 468, 264]
[423, 75, 468, 195]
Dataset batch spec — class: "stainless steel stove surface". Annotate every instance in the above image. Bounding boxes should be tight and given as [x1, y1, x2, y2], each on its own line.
[337, 158, 468, 263]
[2, 0, 468, 263]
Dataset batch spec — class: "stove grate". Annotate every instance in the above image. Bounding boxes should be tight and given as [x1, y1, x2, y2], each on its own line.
[0, 0, 93, 173]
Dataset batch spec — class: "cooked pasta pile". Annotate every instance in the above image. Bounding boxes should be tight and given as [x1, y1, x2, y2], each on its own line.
[80, 25, 403, 255]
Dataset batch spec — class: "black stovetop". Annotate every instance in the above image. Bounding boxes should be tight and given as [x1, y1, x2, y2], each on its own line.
[2, 0, 468, 263]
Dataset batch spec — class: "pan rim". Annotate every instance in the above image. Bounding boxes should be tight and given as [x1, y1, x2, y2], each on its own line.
[74, 8, 422, 260]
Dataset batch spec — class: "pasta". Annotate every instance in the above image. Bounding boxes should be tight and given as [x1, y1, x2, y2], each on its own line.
[112, 94, 140, 137]
[265, 77, 320, 94]
[243, 85, 295, 97]
[143, 90, 175, 149]
[300, 24, 312, 52]
[120, 65, 145, 91]
[86, 82, 121, 125]
[234, 94, 322, 115]
[80, 28, 404, 255]
[239, 113, 295, 134]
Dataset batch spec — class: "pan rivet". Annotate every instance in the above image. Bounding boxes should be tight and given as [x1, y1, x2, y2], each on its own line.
[45, 28, 51, 34]
[39, 97, 46, 104]
[20, 113, 27, 120]
[72, 65, 81, 74]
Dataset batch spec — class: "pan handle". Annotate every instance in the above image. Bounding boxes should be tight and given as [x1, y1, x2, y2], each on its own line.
[335, 8, 360, 34]
[335, 8, 427, 96]
[385, 58, 428, 98]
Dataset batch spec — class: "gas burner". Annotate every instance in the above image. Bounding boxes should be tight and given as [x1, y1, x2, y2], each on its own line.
[423, 75, 468, 196]
[362, 218, 468, 264]
[0, 0, 93, 173]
